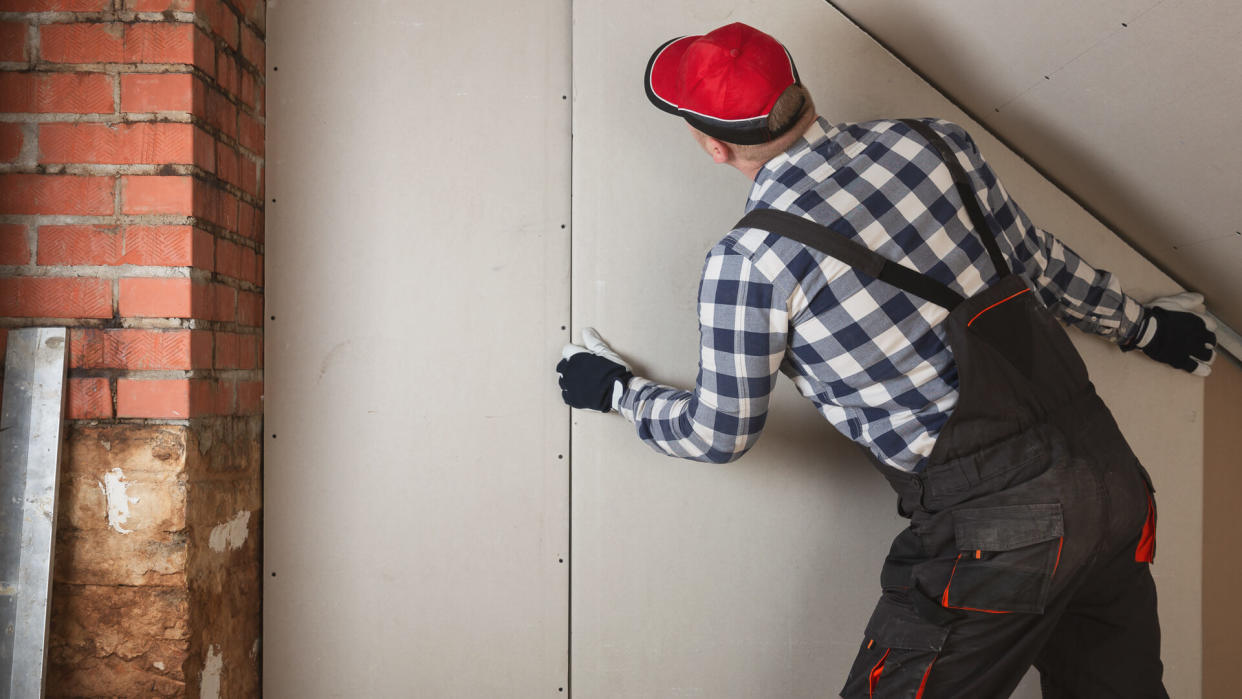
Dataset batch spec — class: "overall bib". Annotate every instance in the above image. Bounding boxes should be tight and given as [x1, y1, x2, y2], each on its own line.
[738, 120, 1166, 699]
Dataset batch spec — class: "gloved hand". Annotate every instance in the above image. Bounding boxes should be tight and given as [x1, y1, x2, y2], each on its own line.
[1122, 292, 1217, 376]
[557, 328, 633, 412]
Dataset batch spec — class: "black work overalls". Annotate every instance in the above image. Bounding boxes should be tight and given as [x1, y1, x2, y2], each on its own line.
[738, 120, 1166, 699]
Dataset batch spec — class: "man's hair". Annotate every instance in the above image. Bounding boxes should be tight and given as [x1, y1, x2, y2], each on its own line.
[726, 84, 815, 161]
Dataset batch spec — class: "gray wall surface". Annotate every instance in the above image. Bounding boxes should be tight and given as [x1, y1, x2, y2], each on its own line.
[263, 1, 571, 695]
[265, 0, 1204, 696]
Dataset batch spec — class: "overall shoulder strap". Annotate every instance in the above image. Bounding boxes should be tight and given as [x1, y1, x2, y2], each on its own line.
[898, 118, 1011, 279]
[736, 208, 966, 311]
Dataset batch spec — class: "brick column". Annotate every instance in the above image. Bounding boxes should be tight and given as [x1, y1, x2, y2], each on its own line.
[0, 0, 264, 695]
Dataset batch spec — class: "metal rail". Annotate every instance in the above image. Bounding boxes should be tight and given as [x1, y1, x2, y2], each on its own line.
[1, 328, 68, 698]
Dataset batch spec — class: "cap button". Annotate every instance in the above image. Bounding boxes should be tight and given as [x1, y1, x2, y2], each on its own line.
[729, 48, 740, 58]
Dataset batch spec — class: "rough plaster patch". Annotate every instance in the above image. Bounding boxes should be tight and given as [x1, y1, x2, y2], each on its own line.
[97, 468, 140, 534]
[250, 639, 259, 659]
[154, 660, 166, 671]
[201, 645, 222, 699]
[209, 510, 251, 552]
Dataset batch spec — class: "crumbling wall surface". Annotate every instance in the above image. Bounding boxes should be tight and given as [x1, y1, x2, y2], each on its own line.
[0, 0, 265, 695]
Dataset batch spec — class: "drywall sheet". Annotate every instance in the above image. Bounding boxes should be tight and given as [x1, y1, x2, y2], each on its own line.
[264, 1, 570, 695]
[572, 2, 1202, 698]
[828, 0, 1242, 332]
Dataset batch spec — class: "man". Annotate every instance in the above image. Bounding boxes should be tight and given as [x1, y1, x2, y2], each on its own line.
[556, 22, 1216, 698]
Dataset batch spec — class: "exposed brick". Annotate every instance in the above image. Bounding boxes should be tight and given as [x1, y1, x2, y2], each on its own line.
[120, 72, 195, 113]
[194, 124, 215, 172]
[124, 21, 195, 64]
[203, 85, 236, 139]
[119, 224, 207, 266]
[238, 333, 258, 369]
[237, 67, 258, 110]
[239, 243, 258, 284]
[193, 23, 214, 77]
[238, 156, 258, 197]
[118, 276, 192, 317]
[0, 21, 28, 62]
[237, 200, 261, 241]
[123, 0, 194, 10]
[214, 139, 239, 186]
[0, 0, 110, 10]
[237, 380, 261, 414]
[69, 328, 201, 370]
[214, 236, 241, 280]
[37, 224, 120, 265]
[237, 109, 262, 155]
[195, 281, 234, 321]
[194, 182, 237, 230]
[213, 330, 238, 368]
[0, 174, 114, 215]
[239, 24, 263, 73]
[41, 22, 124, 64]
[117, 377, 190, 418]
[0, 277, 112, 318]
[234, 0, 264, 33]
[199, 0, 238, 48]
[66, 377, 112, 419]
[0, 72, 114, 114]
[122, 175, 193, 215]
[0, 123, 22, 162]
[237, 289, 260, 326]
[255, 252, 262, 285]
[40, 122, 195, 165]
[216, 48, 239, 97]
[0, 224, 30, 264]
[191, 377, 232, 414]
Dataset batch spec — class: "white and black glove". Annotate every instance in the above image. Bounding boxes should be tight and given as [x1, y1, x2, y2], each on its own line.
[1122, 292, 1218, 376]
[557, 328, 633, 412]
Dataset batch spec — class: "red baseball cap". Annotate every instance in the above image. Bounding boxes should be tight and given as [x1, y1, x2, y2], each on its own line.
[645, 23, 802, 145]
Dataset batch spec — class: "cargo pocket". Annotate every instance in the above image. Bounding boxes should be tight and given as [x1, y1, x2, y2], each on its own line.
[941, 503, 1064, 614]
[840, 592, 947, 699]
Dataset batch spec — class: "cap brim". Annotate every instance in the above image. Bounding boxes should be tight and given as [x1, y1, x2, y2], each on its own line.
[644, 35, 699, 115]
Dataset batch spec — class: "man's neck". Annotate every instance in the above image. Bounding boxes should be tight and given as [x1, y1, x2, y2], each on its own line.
[735, 113, 819, 181]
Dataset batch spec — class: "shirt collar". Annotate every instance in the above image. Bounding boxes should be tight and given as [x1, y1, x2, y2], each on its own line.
[746, 116, 840, 206]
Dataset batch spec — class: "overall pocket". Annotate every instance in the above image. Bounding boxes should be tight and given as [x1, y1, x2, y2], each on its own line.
[941, 503, 1064, 614]
[840, 592, 947, 699]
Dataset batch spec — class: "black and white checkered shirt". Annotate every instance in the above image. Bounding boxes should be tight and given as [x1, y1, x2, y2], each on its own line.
[618, 117, 1143, 472]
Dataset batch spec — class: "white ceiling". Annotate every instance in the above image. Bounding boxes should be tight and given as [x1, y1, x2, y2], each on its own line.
[826, 0, 1242, 332]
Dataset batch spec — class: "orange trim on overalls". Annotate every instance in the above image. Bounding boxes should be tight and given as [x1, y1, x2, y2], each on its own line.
[940, 536, 1066, 614]
[868, 648, 891, 696]
[966, 287, 1031, 327]
[1135, 493, 1157, 562]
[915, 657, 937, 699]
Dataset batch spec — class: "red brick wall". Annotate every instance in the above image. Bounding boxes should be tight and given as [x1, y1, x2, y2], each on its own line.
[0, 0, 264, 694]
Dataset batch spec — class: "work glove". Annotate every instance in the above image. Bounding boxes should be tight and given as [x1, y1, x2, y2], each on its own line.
[557, 328, 633, 412]
[1122, 292, 1217, 376]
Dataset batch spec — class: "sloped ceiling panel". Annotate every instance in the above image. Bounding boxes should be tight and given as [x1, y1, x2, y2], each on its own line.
[828, 0, 1242, 331]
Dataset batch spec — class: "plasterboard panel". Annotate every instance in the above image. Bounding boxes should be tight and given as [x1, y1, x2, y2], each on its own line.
[572, 1, 1201, 697]
[829, 0, 1242, 332]
[263, 1, 570, 695]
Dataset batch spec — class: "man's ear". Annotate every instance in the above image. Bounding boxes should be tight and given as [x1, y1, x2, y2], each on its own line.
[703, 136, 732, 164]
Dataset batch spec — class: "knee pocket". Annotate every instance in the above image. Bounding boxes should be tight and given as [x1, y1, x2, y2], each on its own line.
[841, 593, 946, 698]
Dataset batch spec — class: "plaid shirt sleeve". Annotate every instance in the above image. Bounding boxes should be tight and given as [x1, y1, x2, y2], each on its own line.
[616, 238, 788, 463]
[951, 124, 1145, 345]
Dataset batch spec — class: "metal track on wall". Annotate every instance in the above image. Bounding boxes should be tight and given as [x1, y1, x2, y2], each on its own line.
[0, 328, 68, 698]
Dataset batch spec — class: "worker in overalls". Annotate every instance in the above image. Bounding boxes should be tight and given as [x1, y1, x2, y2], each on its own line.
[555, 22, 1217, 698]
